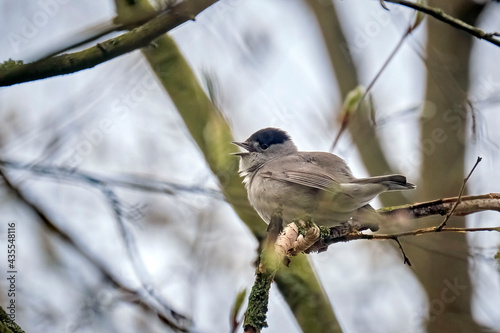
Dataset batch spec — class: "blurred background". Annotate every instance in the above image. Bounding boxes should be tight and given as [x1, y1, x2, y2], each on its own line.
[0, 0, 499, 332]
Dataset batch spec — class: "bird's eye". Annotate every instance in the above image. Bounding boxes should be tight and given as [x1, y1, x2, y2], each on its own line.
[260, 143, 269, 150]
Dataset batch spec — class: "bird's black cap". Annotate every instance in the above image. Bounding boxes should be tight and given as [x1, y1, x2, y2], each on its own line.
[246, 127, 291, 146]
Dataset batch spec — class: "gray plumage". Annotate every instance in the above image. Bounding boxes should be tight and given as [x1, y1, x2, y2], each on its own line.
[234, 128, 415, 230]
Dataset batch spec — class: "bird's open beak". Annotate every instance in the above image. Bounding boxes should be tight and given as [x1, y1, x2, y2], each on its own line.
[231, 141, 253, 156]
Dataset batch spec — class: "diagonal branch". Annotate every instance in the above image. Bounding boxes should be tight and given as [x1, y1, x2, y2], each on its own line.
[383, 0, 500, 48]
[0, 0, 218, 87]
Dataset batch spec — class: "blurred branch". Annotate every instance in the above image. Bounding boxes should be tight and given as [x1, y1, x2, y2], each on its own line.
[0, 0, 218, 87]
[0, 159, 223, 199]
[384, 0, 500, 48]
[230, 290, 247, 333]
[111, 0, 343, 331]
[0, 166, 191, 331]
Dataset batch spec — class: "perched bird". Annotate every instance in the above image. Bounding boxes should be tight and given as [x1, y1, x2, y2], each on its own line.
[233, 128, 415, 231]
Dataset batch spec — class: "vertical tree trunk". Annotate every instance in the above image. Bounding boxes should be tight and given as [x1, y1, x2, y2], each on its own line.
[112, 1, 344, 331]
[409, 0, 484, 331]
[307, 0, 485, 331]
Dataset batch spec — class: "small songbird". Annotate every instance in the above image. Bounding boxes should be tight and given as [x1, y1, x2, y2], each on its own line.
[233, 128, 415, 231]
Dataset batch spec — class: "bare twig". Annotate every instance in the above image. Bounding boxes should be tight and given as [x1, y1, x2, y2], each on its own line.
[361, 32, 407, 103]
[330, 13, 422, 151]
[343, 226, 500, 241]
[392, 237, 411, 266]
[436, 156, 482, 230]
[383, 0, 500, 48]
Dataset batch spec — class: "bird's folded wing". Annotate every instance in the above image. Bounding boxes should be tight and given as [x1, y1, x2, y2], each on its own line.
[262, 169, 343, 194]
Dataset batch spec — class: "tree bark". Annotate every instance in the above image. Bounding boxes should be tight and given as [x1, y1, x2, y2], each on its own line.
[408, 1, 485, 331]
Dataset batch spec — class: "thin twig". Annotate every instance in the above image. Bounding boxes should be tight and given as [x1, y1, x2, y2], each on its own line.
[361, 31, 409, 104]
[392, 237, 411, 266]
[345, 226, 500, 241]
[436, 156, 482, 230]
[331, 26, 413, 151]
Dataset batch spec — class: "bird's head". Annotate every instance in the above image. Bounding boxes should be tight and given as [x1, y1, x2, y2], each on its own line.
[233, 127, 297, 175]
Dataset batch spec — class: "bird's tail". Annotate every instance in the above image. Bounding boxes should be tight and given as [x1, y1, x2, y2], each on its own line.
[351, 174, 416, 191]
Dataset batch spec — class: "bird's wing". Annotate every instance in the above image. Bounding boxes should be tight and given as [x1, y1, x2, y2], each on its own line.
[278, 170, 339, 192]
[259, 154, 348, 194]
[300, 152, 354, 183]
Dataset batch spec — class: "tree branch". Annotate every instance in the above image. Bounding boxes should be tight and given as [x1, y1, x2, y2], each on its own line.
[244, 212, 285, 332]
[288, 193, 500, 254]
[383, 0, 500, 48]
[379, 193, 500, 218]
[243, 191, 500, 331]
[0, 0, 218, 87]
[0, 306, 25, 333]
[0, 159, 223, 199]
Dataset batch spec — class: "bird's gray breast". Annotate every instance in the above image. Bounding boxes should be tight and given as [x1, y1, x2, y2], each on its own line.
[246, 169, 319, 224]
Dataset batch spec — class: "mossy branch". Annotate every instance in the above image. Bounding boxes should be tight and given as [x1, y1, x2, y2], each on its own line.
[283, 193, 500, 257]
[0, 306, 25, 333]
[244, 270, 274, 332]
[0, 0, 218, 86]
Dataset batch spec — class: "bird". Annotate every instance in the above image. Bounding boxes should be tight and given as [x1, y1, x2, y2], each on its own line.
[233, 127, 415, 231]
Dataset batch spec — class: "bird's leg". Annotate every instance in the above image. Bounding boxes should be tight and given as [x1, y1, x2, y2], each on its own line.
[305, 219, 368, 253]
[290, 218, 321, 255]
[330, 221, 356, 238]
